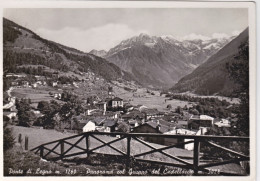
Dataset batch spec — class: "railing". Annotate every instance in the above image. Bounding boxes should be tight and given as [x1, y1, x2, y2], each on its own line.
[31, 132, 249, 176]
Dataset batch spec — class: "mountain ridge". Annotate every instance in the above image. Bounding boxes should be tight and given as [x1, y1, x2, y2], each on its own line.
[3, 18, 137, 83]
[170, 27, 249, 96]
[89, 49, 107, 58]
[104, 33, 235, 88]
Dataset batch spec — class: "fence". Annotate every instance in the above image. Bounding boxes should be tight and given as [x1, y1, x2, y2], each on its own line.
[31, 132, 249, 176]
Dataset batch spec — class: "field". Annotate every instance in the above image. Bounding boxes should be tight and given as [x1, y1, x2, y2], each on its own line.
[11, 86, 64, 108]
[11, 81, 191, 112]
[114, 86, 191, 112]
[174, 92, 240, 104]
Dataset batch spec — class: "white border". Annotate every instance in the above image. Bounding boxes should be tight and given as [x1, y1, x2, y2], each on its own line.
[0, 1, 257, 181]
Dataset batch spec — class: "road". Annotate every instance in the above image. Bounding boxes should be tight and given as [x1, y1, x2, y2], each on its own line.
[3, 87, 16, 109]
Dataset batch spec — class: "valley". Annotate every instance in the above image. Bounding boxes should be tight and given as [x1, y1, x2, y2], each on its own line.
[113, 86, 192, 112]
[3, 15, 250, 177]
[101, 33, 235, 88]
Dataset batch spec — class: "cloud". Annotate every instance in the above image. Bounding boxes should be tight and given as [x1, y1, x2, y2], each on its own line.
[180, 33, 211, 41]
[36, 24, 149, 52]
[180, 30, 242, 41]
[211, 33, 230, 39]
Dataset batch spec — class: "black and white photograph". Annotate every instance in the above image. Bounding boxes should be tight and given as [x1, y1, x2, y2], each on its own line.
[1, 1, 257, 179]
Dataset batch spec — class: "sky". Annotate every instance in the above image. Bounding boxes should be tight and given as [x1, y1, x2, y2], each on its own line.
[4, 8, 248, 52]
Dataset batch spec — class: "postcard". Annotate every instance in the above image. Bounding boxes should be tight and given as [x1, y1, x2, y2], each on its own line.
[1, 1, 256, 181]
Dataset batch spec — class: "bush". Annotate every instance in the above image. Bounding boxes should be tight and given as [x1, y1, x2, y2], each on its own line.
[4, 122, 15, 151]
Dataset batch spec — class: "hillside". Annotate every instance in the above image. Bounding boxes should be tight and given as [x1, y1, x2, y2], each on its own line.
[105, 33, 233, 88]
[171, 28, 249, 96]
[3, 18, 136, 83]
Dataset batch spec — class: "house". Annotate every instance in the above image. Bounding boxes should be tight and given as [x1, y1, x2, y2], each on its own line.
[52, 81, 58, 87]
[208, 126, 232, 136]
[6, 73, 26, 78]
[3, 97, 16, 112]
[131, 119, 175, 145]
[182, 111, 193, 121]
[73, 82, 79, 88]
[108, 97, 123, 108]
[92, 117, 106, 126]
[36, 81, 42, 85]
[132, 121, 161, 132]
[76, 116, 106, 133]
[164, 128, 207, 150]
[21, 81, 29, 87]
[124, 103, 134, 112]
[54, 93, 62, 99]
[3, 105, 16, 112]
[128, 119, 141, 128]
[32, 83, 37, 88]
[3, 111, 17, 120]
[214, 118, 231, 128]
[96, 101, 107, 112]
[88, 109, 103, 116]
[52, 72, 59, 79]
[103, 119, 117, 132]
[188, 115, 214, 130]
[131, 122, 163, 145]
[132, 119, 175, 134]
[82, 104, 98, 115]
[122, 110, 145, 121]
[161, 113, 182, 123]
[32, 110, 44, 118]
[141, 108, 164, 121]
[35, 75, 45, 81]
[175, 120, 188, 129]
[106, 111, 121, 119]
[11, 81, 18, 86]
[82, 121, 96, 132]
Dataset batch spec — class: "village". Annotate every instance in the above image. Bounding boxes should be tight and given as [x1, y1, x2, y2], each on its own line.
[3, 71, 236, 152]
[2, 7, 252, 176]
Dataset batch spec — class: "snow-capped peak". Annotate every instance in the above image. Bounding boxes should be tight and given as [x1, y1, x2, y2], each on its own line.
[160, 35, 178, 42]
[180, 33, 211, 41]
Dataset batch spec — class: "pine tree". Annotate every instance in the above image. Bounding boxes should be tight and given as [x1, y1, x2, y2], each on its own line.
[226, 40, 249, 136]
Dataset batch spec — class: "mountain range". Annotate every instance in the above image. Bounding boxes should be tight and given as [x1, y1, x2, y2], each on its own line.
[171, 27, 249, 96]
[96, 33, 235, 88]
[3, 18, 135, 82]
[4, 17, 246, 96]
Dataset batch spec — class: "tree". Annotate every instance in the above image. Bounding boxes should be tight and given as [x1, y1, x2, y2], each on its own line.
[16, 99, 36, 127]
[175, 106, 183, 114]
[59, 102, 74, 122]
[4, 122, 15, 151]
[226, 40, 249, 136]
[108, 86, 113, 92]
[3, 77, 11, 91]
[18, 111, 36, 127]
[37, 101, 50, 114]
[191, 109, 200, 115]
[183, 105, 188, 110]
[41, 100, 61, 128]
[117, 122, 130, 133]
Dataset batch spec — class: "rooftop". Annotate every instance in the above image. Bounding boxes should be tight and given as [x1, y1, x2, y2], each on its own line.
[104, 119, 117, 127]
[111, 97, 123, 101]
[164, 129, 197, 135]
[190, 115, 214, 121]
